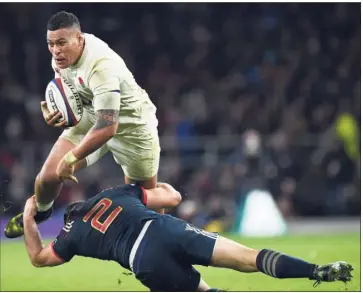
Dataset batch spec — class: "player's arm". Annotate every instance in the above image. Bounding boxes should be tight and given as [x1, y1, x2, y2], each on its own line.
[143, 183, 182, 209]
[23, 197, 65, 267]
[70, 107, 119, 161]
[65, 62, 121, 164]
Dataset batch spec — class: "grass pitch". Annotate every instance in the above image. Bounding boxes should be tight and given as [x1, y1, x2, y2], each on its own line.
[1, 233, 360, 291]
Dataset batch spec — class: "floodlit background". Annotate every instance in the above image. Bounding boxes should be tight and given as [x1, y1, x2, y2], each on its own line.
[0, 2, 360, 291]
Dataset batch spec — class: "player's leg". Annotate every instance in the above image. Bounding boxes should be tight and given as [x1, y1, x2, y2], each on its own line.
[35, 137, 108, 208]
[133, 216, 226, 291]
[107, 124, 160, 187]
[133, 226, 213, 292]
[116, 136, 159, 189]
[5, 137, 108, 238]
[198, 279, 212, 291]
[210, 236, 353, 286]
[137, 261, 202, 292]
[198, 278, 225, 292]
[165, 216, 353, 287]
[34, 110, 109, 209]
[107, 128, 165, 212]
[124, 174, 157, 188]
[5, 112, 109, 238]
[34, 110, 99, 213]
[34, 138, 85, 205]
[4, 138, 85, 238]
[208, 236, 259, 273]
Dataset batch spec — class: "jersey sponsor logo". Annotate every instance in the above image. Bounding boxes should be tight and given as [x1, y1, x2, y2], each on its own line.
[185, 223, 217, 239]
[61, 78, 83, 116]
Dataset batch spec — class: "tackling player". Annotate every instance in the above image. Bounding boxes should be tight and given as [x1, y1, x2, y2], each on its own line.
[20, 183, 353, 291]
[5, 11, 162, 238]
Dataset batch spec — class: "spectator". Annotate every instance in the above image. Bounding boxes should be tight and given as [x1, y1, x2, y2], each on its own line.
[0, 3, 360, 226]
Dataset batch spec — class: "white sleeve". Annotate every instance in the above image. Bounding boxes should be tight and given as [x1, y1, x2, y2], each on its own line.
[93, 91, 121, 112]
[89, 60, 121, 111]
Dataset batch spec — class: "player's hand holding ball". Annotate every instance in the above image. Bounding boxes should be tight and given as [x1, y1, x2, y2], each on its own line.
[41, 101, 67, 128]
[44, 78, 83, 128]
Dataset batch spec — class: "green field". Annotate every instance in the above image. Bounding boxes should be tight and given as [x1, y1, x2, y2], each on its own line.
[1, 233, 360, 291]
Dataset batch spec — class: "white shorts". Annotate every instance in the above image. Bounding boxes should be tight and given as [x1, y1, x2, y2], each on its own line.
[60, 111, 160, 181]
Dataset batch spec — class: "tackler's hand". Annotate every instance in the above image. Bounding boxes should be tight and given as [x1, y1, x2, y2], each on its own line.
[23, 196, 37, 219]
[41, 101, 67, 128]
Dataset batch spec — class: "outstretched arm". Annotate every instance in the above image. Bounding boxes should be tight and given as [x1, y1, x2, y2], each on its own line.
[56, 62, 121, 182]
[56, 105, 120, 183]
[143, 182, 182, 210]
[70, 108, 119, 162]
[23, 196, 65, 267]
[63, 60, 121, 165]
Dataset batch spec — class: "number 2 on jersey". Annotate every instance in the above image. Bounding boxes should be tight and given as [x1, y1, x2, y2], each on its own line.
[83, 198, 123, 233]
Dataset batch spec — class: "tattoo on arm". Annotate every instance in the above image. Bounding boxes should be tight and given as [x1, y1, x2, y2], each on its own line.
[94, 110, 119, 130]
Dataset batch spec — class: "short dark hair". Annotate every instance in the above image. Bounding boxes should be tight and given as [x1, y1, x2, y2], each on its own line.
[47, 11, 81, 31]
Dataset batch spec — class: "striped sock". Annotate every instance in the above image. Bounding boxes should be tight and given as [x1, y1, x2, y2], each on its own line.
[256, 249, 316, 279]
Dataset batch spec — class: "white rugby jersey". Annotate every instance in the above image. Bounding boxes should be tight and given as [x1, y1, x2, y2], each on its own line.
[51, 33, 158, 130]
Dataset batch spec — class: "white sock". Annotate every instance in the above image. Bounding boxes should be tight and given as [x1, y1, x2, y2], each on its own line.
[36, 200, 54, 212]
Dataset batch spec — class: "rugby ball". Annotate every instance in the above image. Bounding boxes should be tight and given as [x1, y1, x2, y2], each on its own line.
[45, 78, 83, 127]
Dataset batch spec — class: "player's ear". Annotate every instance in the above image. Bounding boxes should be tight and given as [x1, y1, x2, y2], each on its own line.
[77, 32, 83, 46]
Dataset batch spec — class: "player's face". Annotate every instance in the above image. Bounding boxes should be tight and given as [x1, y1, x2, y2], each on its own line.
[47, 28, 83, 69]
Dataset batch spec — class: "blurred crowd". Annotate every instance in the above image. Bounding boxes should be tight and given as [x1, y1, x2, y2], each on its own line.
[0, 3, 360, 230]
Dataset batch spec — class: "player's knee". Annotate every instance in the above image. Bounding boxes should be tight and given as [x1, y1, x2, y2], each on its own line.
[30, 260, 42, 268]
[211, 237, 259, 271]
[37, 167, 60, 185]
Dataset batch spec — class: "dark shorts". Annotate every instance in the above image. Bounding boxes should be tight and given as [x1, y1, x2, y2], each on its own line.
[131, 215, 218, 292]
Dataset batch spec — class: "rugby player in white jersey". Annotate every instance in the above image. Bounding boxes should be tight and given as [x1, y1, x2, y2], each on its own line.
[5, 11, 162, 238]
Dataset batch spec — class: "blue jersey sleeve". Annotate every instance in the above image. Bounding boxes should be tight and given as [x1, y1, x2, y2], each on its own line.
[51, 224, 76, 262]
